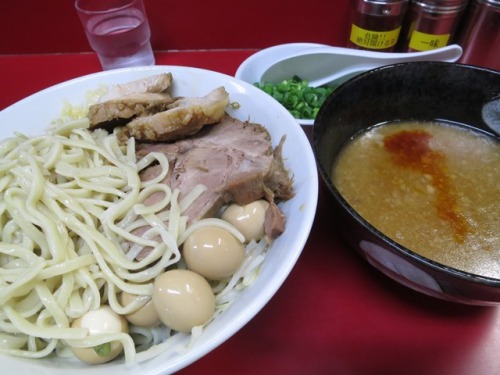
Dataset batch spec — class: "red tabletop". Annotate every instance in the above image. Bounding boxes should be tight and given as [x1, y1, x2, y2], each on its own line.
[1, 51, 499, 375]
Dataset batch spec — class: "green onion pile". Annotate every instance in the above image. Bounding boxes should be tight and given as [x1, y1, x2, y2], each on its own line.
[254, 76, 336, 120]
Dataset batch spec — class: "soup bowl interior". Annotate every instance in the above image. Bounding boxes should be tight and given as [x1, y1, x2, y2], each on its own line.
[313, 61, 500, 305]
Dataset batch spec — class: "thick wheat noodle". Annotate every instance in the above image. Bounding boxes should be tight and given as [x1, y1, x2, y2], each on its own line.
[0, 118, 187, 362]
[0, 114, 270, 365]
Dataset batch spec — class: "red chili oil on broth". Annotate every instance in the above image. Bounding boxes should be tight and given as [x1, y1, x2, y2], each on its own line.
[383, 129, 469, 243]
[332, 121, 500, 278]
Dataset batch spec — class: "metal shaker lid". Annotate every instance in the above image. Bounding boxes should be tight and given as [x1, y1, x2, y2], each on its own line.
[411, 0, 470, 13]
[355, 0, 410, 16]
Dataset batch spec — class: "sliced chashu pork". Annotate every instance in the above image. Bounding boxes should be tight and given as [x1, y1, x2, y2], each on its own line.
[87, 92, 173, 131]
[86, 73, 229, 143]
[97, 73, 173, 102]
[136, 115, 293, 239]
[87, 73, 174, 130]
[119, 86, 230, 142]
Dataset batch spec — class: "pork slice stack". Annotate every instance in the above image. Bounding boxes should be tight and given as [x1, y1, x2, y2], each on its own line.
[85, 73, 294, 250]
[136, 115, 294, 240]
[86, 72, 230, 142]
[87, 73, 174, 131]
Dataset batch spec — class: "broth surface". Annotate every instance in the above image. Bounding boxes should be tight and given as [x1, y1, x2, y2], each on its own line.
[332, 121, 500, 278]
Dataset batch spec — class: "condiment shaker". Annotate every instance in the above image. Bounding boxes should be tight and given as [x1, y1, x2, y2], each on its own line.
[456, 0, 500, 70]
[347, 0, 410, 52]
[398, 1, 469, 52]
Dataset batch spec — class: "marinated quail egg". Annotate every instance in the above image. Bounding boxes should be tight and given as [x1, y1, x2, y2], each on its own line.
[152, 269, 215, 332]
[221, 200, 269, 242]
[70, 305, 128, 364]
[183, 226, 245, 280]
[120, 291, 160, 327]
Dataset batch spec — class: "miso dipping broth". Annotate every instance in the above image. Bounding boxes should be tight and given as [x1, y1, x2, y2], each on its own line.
[332, 121, 500, 278]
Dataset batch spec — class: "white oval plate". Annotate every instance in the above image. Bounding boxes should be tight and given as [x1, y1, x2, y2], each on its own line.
[0, 66, 318, 375]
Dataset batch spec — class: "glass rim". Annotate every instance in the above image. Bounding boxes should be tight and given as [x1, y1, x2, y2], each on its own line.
[75, 0, 140, 15]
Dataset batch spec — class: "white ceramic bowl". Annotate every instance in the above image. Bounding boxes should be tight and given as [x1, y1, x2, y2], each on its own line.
[0, 66, 318, 375]
[235, 43, 330, 126]
[235, 43, 463, 126]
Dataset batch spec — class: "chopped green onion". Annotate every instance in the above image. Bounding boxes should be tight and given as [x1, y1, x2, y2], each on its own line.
[94, 343, 111, 357]
[254, 76, 336, 120]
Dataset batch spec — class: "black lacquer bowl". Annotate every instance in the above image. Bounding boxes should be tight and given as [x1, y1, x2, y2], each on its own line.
[313, 61, 500, 305]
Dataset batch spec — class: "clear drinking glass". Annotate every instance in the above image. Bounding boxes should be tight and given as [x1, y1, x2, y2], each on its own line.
[75, 0, 155, 70]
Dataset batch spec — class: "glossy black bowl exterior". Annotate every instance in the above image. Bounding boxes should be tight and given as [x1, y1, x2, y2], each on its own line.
[313, 61, 500, 305]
